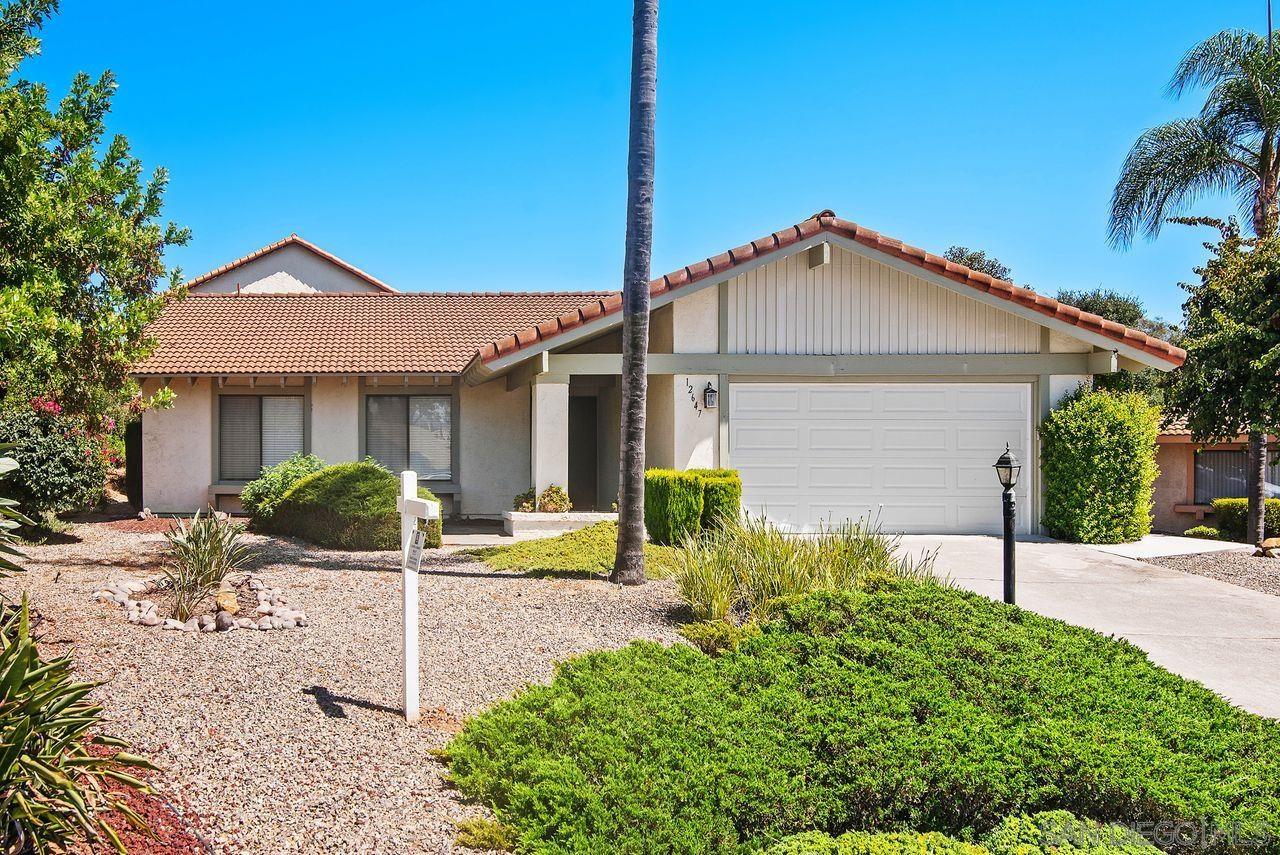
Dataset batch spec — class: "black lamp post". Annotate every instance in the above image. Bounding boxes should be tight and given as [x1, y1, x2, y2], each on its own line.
[993, 444, 1022, 605]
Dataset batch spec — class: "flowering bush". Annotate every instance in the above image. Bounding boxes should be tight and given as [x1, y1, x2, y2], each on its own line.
[0, 400, 108, 520]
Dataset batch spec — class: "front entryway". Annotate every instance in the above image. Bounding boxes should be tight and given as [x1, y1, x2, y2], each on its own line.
[568, 396, 599, 511]
[728, 382, 1032, 534]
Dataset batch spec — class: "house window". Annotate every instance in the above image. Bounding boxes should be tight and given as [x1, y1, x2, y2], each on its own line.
[219, 395, 305, 481]
[365, 395, 452, 480]
[1194, 450, 1280, 504]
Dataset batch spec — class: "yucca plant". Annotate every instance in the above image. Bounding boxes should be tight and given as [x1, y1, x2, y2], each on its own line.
[0, 597, 154, 853]
[162, 508, 253, 621]
[0, 445, 34, 577]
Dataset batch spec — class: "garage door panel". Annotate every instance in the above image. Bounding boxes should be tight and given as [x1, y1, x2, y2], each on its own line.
[809, 465, 874, 489]
[730, 382, 1031, 535]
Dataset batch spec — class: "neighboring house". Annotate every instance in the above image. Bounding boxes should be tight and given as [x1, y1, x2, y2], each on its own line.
[1153, 418, 1279, 533]
[131, 211, 1184, 535]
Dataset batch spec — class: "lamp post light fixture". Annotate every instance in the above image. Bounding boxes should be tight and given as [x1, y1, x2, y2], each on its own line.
[993, 444, 1021, 605]
[702, 382, 719, 409]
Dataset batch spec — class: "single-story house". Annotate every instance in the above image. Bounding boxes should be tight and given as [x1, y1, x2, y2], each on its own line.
[130, 211, 1184, 535]
[1153, 418, 1279, 533]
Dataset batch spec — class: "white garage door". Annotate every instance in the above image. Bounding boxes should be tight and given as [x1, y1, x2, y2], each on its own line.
[729, 382, 1032, 535]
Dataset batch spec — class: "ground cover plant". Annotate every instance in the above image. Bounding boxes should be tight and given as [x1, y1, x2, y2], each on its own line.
[446, 584, 1280, 854]
[466, 521, 677, 578]
[766, 810, 1159, 855]
[265, 461, 441, 550]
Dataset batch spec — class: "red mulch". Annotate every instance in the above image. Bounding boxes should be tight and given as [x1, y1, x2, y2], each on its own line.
[100, 517, 179, 534]
[84, 744, 209, 854]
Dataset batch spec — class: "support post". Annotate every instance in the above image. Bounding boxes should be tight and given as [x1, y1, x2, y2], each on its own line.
[400, 470, 420, 725]
[1002, 488, 1016, 605]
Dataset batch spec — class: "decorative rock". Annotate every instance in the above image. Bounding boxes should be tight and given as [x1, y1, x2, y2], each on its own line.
[235, 617, 257, 630]
[182, 617, 200, 632]
[215, 611, 236, 632]
[215, 591, 240, 615]
[140, 614, 162, 627]
[282, 618, 297, 629]
[257, 617, 273, 631]
[255, 604, 273, 615]
[248, 578, 264, 591]
[163, 618, 185, 630]
[271, 617, 284, 630]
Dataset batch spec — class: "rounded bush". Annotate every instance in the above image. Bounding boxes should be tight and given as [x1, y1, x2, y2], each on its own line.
[240, 453, 326, 525]
[1040, 390, 1160, 543]
[0, 407, 106, 519]
[1184, 525, 1221, 540]
[644, 469, 705, 545]
[267, 461, 440, 550]
[691, 469, 743, 531]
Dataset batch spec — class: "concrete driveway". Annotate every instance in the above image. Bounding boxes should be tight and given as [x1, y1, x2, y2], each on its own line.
[899, 535, 1280, 719]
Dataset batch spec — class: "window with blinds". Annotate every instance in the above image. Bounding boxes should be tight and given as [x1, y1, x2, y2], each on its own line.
[219, 395, 304, 481]
[364, 395, 452, 480]
[1194, 450, 1280, 504]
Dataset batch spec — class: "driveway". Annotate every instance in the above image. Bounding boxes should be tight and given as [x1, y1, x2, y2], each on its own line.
[899, 535, 1280, 719]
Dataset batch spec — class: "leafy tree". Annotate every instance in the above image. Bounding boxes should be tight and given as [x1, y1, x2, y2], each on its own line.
[1163, 221, 1280, 530]
[613, 0, 658, 585]
[943, 246, 1012, 282]
[0, 0, 188, 430]
[1053, 288, 1180, 404]
[1109, 28, 1280, 544]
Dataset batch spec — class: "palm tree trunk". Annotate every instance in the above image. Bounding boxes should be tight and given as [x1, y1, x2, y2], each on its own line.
[611, 0, 659, 585]
[1248, 432, 1268, 546]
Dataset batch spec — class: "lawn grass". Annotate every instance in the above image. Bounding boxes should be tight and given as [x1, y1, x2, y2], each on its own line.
[464, 521, 677, 579]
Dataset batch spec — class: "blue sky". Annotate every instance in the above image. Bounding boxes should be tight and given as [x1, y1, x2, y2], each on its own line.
[23, 1, 1269, 321]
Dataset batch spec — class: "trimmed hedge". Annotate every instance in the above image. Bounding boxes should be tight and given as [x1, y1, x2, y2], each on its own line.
[689, 468, 744, 531]
[267, 461, 441, 550]
[1184, 525, 1221, 540]
[1040, 390, 1160, 544]
[644, 469, 705, 545]
[1210, 498, 1280, 542]
[645, 468, 743, 544]
[446, 585, 1280, 853]
[767, 811, 1158, 855]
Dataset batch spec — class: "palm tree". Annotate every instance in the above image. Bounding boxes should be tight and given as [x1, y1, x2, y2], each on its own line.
[1109, 29, 1280, 545]
[612, 0, 659, 585]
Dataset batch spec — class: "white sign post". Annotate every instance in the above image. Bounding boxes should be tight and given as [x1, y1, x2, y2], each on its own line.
[396, 470, 441, 725]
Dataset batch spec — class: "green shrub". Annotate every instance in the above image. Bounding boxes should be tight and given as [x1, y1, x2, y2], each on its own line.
[267, 461, 441, 550]
[466, 521, 677, 578]
[644, 469, 705, 545]
[696, 471, 743, 531]
[1209, 498, 1280, 542]
[1040, 390, 1160, 543]
[240, 453, 326, 524]
[765, 812, 1158, 855]
[766, 830, 985, 855]
[0, 598, 153, 853]
[1184, 525, 1222, 540]
[535, 484, 572, 513]
[678, 620, 761, 655]
[446, 585, 1280, 854]
[162, 509, 253, 620]
[512, 488, 536, 512]
[453, 817, 515, 851]
[981, 810, 1157, 854]
[0, 406, 107, 520]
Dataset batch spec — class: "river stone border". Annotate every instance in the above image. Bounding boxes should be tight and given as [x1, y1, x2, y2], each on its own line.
[92, 574, 309, 634]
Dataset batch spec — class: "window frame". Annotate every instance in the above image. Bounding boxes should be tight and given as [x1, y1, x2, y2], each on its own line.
[359, 381, 460, 486]
[212, 387, 311, 484]
[1193, 446, 1280, 505]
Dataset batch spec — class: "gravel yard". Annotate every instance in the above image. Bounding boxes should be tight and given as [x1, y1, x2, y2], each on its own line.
[5, 522, 684, 854]
[1146, 549, 1280, 597]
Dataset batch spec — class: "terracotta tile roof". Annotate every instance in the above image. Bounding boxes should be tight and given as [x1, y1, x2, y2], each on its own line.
[134, 292, 617, 376]
[184, 234, 399, 293]
[478, 210, 1186, 366]
[1162, 415, 1192, 436]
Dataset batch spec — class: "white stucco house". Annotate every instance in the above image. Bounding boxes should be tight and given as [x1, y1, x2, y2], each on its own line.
[129, 211, 1184, 535]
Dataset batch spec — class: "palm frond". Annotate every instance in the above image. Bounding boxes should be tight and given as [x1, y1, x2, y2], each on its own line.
[1109, 118, 1251, 246]
[1169, 29, 1268, 97]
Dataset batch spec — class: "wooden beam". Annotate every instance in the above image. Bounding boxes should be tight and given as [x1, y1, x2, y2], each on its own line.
[545, 352, 1102, 377]
[506, 351, 551, 391]
[1087, 350, 1118, 374]
[807, 242, 830, 269]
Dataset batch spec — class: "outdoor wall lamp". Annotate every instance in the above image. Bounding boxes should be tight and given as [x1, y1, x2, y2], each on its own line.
[993, 443, 1021, 605]
[703, 382, 719, 410]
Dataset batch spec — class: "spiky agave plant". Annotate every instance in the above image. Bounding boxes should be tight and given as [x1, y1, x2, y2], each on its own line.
[0, 444, 34, 577]
[0, 598, 155, 853]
